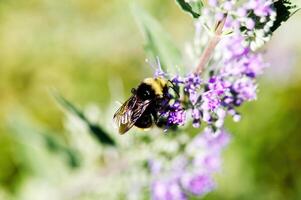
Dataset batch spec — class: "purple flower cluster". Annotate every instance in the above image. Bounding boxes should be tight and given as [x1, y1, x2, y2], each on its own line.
[150, 130, 230, 200]
[156, 59, 263, 132]
[202, 0, 276, 50]
[209, 0, 276, 30]
[154, 0, 273, 133]
[222, 0, 275, 29]
[221, 34, 268, 77]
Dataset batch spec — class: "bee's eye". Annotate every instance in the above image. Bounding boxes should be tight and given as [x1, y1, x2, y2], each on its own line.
[142, 90, 151, 98]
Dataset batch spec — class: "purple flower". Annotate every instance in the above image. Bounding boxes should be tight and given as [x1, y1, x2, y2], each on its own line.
[181, 173, 216, 196]
[155, 69, 167, 78]
[150, 130, 230, 199]
[152, 57, 167, 78]
[201, 91, 221, 111]
[191, 108, 201, 128]
[184, 74, 202, 105]
[167, 101, 186, 126]
[244, 54, 267, 77]
[190, 129, 230, 153]
[208, 0, 218, 7]
[244, 0, 274, 17]
[192, 150, 222, 172]
[202, 130, 231, 151]
[252, 1, 274, 17]
[152, 180, 187, 200]
[237, 8, 247, 17]
[149, 159, 162, 175]
[171, 75, 184, 85]
[208, 76, 230, 94]
[202, 153, 222, 172]
[245, 18, 255, 30]
[233, 77, 257, 101]
[167, 110, 186, 126]
[223, 35, 250, 60]
[201, 76, 229, 111]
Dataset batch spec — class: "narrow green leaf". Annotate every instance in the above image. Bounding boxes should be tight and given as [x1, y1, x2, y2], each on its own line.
[43, 134, 80, 168]
[8, 115, 81, 169]
[52, 91, 116, 146]
[132, 4, 183, 74]
[175, 0, 202, 18]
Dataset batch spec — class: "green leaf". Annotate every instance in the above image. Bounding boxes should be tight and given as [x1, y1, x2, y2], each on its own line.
[8, 115, 81, 169]
[270, 0, 299, 32]
[243, 0, 298, 37]
[175, 0, 203, 18]
[131, 4, 183, 74]
[52, 91, 116, 146]
[43, 134, 80, 168]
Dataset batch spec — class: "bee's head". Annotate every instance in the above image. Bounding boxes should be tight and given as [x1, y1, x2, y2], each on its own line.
[136, 83, 155, 100]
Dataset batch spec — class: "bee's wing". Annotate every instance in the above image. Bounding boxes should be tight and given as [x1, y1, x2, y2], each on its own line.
[113, 95, 151, 134]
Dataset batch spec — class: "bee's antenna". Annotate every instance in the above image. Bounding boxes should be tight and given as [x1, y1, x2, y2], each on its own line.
[155, 56, 162, 71]
[145, 58, 155, 70]
[131, 88, 137, 94]
[146, 56, 163, 73]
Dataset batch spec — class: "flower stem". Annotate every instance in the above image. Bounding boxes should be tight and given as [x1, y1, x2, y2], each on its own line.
[194, 14, 227, 74]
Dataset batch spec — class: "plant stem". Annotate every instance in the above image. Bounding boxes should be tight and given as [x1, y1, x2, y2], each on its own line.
[194, 14, 227, 74]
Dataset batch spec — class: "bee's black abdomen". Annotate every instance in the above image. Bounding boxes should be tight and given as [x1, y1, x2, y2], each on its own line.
[134, 113, 153, 128]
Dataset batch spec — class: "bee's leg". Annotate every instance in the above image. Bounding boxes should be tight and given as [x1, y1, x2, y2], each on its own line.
[167, 80, 180, 98]
[151, 109, 158, 123]
[151, 109, 167, 128]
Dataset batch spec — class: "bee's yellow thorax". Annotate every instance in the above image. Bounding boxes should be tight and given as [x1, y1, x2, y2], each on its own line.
[143, 77, 167, 96]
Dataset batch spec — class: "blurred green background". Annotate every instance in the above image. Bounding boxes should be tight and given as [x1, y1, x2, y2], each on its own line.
[0, 0, 301, 199]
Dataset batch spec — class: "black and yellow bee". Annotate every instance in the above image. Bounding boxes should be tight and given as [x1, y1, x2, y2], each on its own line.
[113, 77, 175, 134]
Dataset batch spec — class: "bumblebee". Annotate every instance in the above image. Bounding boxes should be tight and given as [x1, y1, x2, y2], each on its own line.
[113, 77, 172, 134]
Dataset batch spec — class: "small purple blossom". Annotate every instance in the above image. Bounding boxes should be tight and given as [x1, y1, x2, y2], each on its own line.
[191, 108, 201, 128]
[184, 73, 202, 105]
[202, 129, 231, 151]
[152, 179, 187, 200]
[167, 109, 186, 126]
[202, 153, 222, 172]
[245, 18, 255, 29]
[223, 35, 250, 60]
[248, 0, 274, 17]
[167, 101, 187, 126]
[201, 76, 229, 111]
[233, 77, 257, 101]
[181, 173, 216, 196]
[171, 75, 184, 85]
[149, 160, 162, 175]
[152, 57, 167, 78]
[201, 90, 221, 111]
